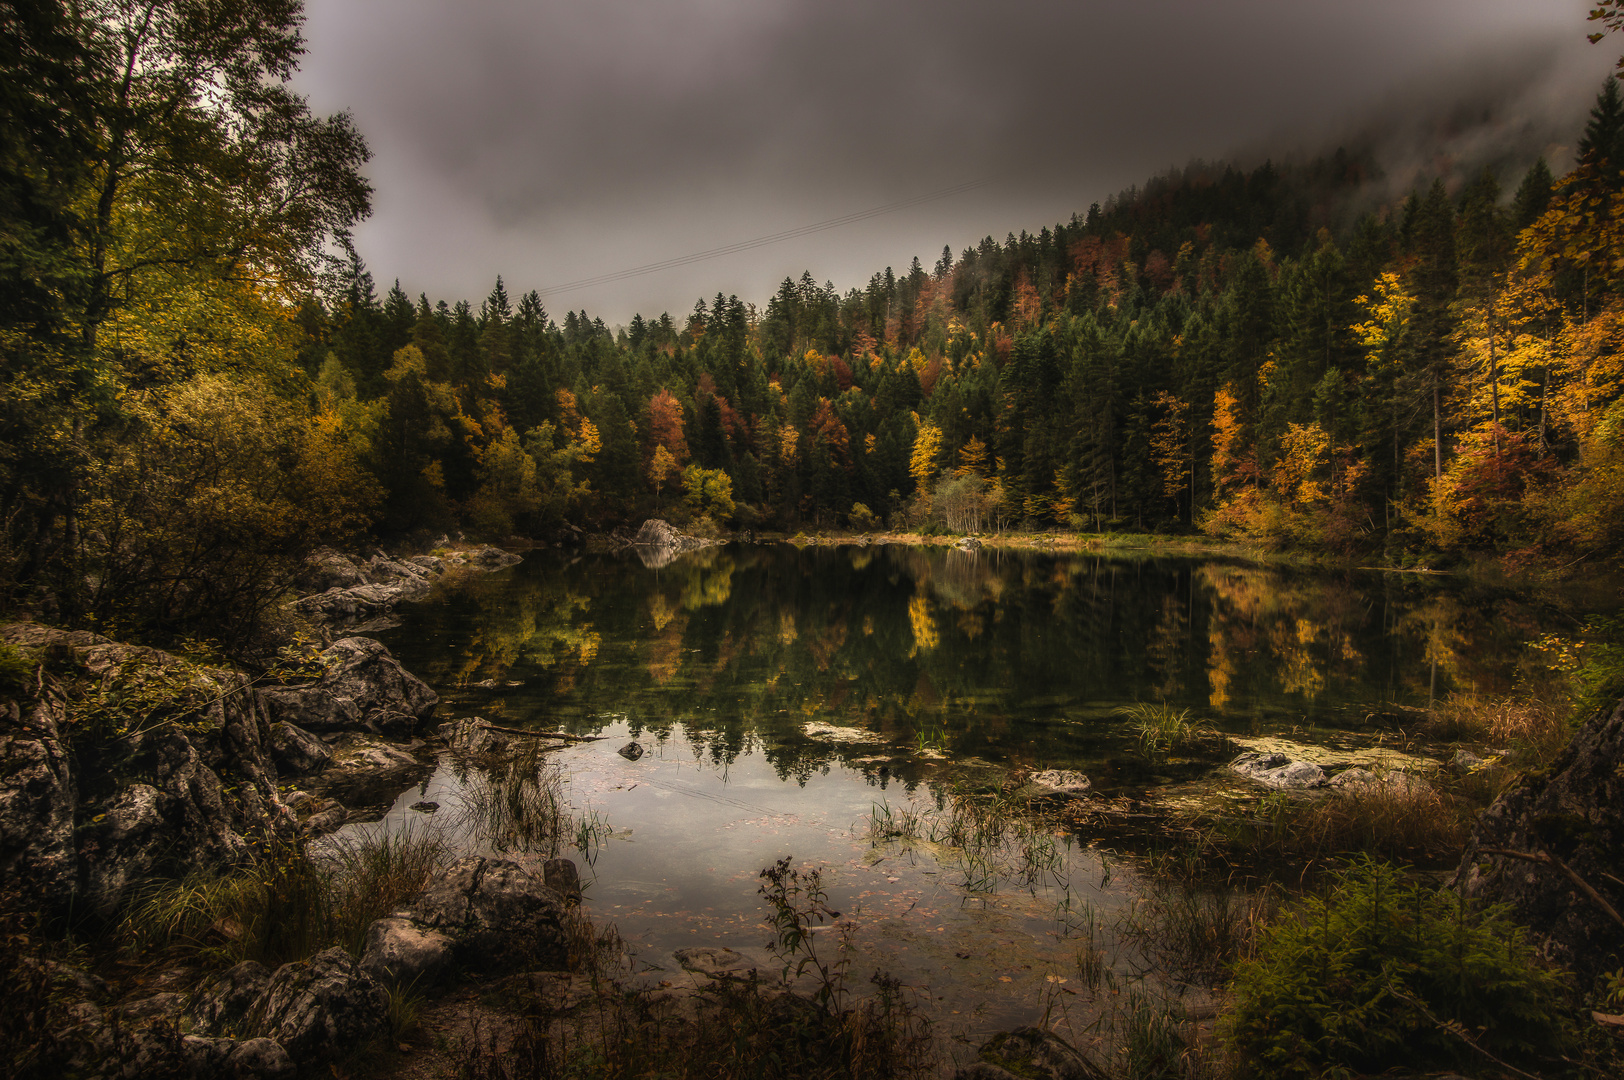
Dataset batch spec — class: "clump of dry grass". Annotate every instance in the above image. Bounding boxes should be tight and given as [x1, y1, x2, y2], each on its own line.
[1427, 695, 1571, 765]
[1203, 779, 1470, 870]
[1291, 781, 1469, 863]
[120, 827, 452, 968]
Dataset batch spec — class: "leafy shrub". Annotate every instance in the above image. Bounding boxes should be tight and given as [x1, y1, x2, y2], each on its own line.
[848, 502, 879, 531]
[1224, 859, 1573, 1078]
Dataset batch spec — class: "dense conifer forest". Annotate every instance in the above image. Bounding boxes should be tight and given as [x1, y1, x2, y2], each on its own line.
[6, 0, 1624, 651]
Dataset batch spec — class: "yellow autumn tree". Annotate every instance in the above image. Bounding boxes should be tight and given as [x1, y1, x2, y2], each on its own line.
[910, 420, 943, 493]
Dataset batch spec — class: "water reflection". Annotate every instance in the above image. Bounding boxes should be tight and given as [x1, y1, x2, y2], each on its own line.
[378, 544, 1557, 791]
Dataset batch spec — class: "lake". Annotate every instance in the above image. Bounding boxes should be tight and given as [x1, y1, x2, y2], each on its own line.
[355, 541, 1561, 1040]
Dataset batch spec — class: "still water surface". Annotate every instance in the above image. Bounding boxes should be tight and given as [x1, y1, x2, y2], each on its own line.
[361, 542, 1558, 1037]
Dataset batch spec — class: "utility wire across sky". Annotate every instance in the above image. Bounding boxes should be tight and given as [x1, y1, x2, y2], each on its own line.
[536, 176, 995, 299]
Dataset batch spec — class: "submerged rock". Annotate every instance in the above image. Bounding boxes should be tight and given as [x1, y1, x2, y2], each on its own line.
[956, 1026, 1107, 1080]
[543, 857, 582, 900]
[1455, 696, 1624, 983]
[1229, 751, 1326, 790]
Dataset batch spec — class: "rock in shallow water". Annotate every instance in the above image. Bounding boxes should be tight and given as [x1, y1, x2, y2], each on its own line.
[269, 721, 331, 776]
[1229, 750, 1326, 790]
[955, 1026, 1107, 1080]
[1027, 769, 1091, 796]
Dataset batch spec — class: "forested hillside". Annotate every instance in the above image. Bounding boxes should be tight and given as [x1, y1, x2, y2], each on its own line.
[5, 0, 1624, 653]
[305, 105, 1618, 570]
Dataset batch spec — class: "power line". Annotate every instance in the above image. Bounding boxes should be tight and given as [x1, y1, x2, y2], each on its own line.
[536, 176, 993, 299]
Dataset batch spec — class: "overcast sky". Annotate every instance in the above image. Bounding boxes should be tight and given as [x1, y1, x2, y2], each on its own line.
[292, 0, 1615, 323]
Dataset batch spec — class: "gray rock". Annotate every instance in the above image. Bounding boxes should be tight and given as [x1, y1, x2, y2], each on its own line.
[472, 546, 522, 567]
[618, 741, 644, 761]
[955, 536, 983, 551]
[627, 520, 710, 568]
[673, 945, 759, 981]
[1451, 748, 1487, 774]
[1328, 767, 1431, 796]
[258, 636, 438, 737]
[304, 734, 431, 814]
[543, 857, 582, 900]
[112, 991, 186, 1024]
[249, 947, 389, 1065]
[956, 1026, 1108, 1080]
[299, 549, 368, 592]
[437, 716, 509, 757]
[224, 1036, 296, 1077]
[270, 721, 332, 776]
[0, 697, 78, 910]
[359, 915, 455, 989]
[185, 960, 271, 1037]
[1027, 769, 1091, 796]
[408, 856, 568, 971]
[3, 623, 294, 918]
[1229, 751, 1326, 790]
[1455, 695, 1624, 984]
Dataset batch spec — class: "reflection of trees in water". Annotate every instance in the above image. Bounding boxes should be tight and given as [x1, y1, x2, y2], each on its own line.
[386, 547, 1553, 777]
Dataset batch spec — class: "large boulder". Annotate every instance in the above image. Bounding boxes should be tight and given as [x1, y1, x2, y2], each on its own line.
[1455, 697, 1624, 983]
[258, 636, 437, 737]
[627, 520, 710, 568]
[248, 947, 389, 1065]
[1, 624, 292, 917]
[297, 548, 369, 593]
[407, 855, 568, 971]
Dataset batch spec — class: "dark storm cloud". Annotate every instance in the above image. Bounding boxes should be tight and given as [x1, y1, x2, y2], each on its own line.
[293, 0, 1612, 320]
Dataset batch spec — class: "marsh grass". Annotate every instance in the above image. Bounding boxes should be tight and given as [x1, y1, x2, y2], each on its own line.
[1427, 693, 1571, 766]
[1117, 881, 1274, 988]
[455, 867, 936, 1080]
[119, 827, 451, 968]
[1114, 703, 1221, 761]
[1199, 781, 1470, 870]
[456, 743, 573, 856]
[864, 781, 1065, 893]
